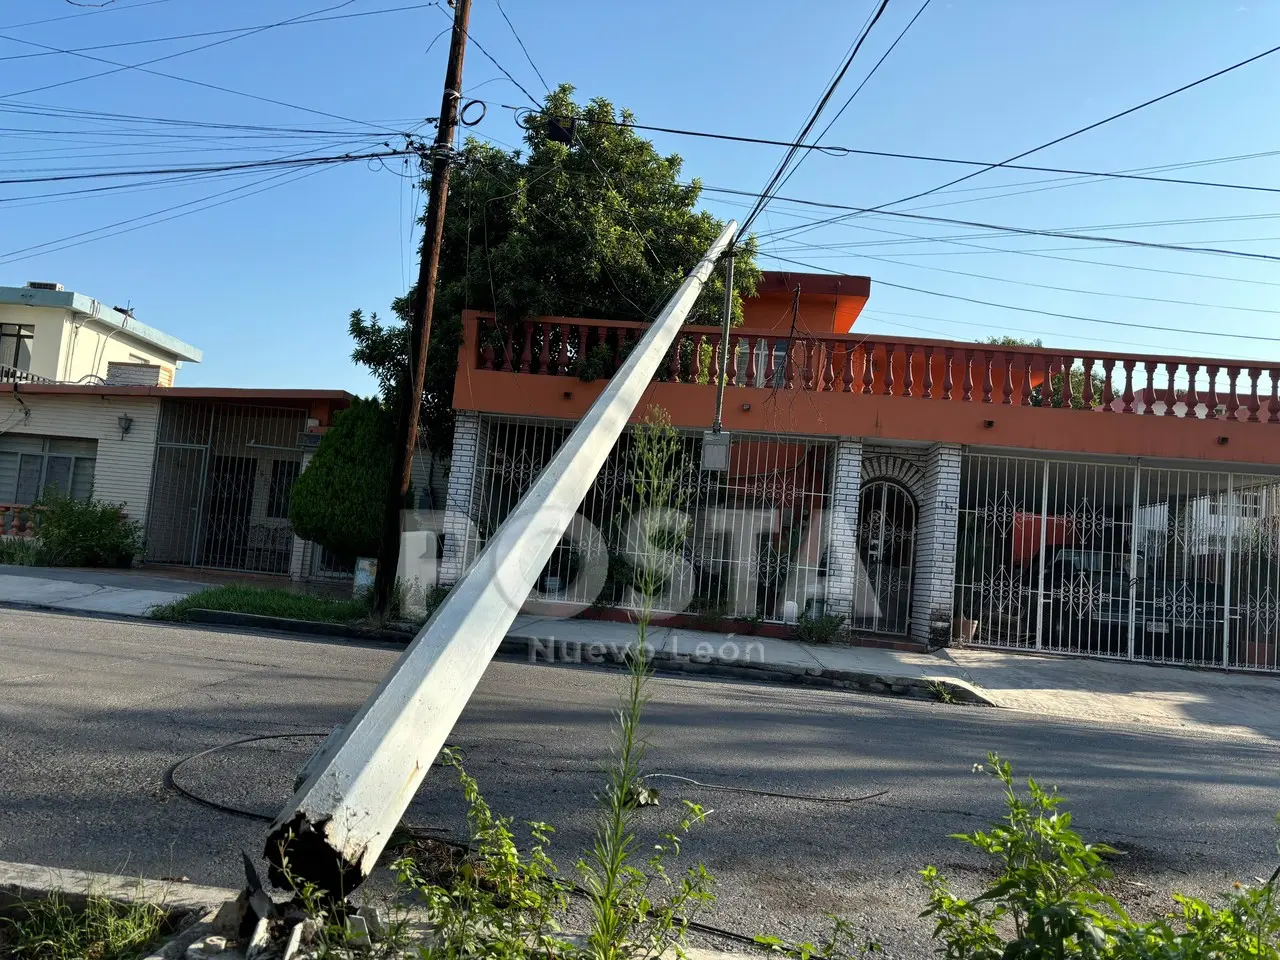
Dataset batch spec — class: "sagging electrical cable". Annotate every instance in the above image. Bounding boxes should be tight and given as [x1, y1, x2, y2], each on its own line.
[642, 773, 888, 804]
[164, 732, 893, 950]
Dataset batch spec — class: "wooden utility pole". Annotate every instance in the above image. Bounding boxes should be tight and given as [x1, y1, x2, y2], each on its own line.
[373, 0, 473, 614]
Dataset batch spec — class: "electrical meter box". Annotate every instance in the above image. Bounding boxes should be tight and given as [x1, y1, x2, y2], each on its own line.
[700, 430, 730, 472]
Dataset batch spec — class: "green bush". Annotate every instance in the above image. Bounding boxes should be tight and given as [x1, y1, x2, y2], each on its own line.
[922, 753, 1280, 959]
[35, 490, 141, 567]
[289, 397, 394, 559]
[797, 611, 846, 644]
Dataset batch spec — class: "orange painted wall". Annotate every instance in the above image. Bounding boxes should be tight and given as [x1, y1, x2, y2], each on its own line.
[454, 369, 1280, 468]
[453, 309, 1280, 468]
[744, 270, 870, 334]
[742, 292, 869, 335]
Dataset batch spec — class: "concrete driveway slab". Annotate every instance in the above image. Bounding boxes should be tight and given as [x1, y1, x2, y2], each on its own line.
[947, 647, 1280, 742]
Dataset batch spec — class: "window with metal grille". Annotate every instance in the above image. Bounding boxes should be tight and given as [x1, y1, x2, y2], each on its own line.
[0, 324, 34, 371]
[0, 435, 96, 504]
[266, 458, 300, 519]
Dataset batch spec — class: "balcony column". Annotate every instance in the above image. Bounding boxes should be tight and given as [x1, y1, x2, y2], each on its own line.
[439, 411, 491, 585]
[824, 438, 863, 618]
[910, 443, 962, 644]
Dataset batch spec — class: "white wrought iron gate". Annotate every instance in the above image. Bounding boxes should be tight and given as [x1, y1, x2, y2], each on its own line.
[851, 479, 916, 635]
[468, 416, 836, 623]
[955, 452, 1280, 671]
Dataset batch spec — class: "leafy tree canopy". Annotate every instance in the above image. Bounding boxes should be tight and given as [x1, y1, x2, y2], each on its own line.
[350, 84, 761, 451]
[290, 397, 395, 558]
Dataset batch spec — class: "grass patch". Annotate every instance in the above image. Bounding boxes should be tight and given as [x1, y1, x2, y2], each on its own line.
[149, 584, 371, 624]
[0, 539, 43, 566]
[0, 893, 167, 960]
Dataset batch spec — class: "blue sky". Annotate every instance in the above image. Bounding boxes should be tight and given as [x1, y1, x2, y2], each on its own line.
[3, 0, 1280, 394]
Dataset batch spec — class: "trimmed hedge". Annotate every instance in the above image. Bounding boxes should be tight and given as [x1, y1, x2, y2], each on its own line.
[289, 397, 394, 559]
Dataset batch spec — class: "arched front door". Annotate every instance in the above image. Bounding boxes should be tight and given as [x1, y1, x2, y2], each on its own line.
[852, 479, 917, 635]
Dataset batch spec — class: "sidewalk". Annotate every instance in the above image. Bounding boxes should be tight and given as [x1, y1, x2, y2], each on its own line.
[4, 564, 1280, 743]
[0, 565, 205, 616]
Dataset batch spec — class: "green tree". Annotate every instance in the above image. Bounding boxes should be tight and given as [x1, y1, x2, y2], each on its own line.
[350, 84, 761, 453]
[985, 336, 1105, 409]
[289, 397, 395, 559]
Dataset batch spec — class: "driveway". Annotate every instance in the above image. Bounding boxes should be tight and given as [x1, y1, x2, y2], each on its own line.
[949, 647, 1280, 741]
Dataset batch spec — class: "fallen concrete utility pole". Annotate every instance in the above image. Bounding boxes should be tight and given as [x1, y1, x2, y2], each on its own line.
[265, 220, 737, 893]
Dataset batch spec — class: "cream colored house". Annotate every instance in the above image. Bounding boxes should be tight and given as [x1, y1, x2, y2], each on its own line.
[0, 281, 201, 386]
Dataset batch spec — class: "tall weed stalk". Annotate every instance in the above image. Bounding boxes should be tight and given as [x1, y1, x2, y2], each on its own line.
[578, 407, 713, 960]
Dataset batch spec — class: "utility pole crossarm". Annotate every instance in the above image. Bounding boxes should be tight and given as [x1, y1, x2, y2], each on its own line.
[265, 221, 738, 894]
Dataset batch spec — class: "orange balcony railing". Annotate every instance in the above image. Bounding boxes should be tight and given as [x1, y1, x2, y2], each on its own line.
[0, 504, 43, 538]
[466, 313, 1280, 422]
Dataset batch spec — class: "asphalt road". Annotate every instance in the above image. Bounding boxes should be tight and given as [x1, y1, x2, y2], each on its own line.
[1, 608, 1278, 957]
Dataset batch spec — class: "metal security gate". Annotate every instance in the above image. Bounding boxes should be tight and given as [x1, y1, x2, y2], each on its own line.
[469, 416, 835, 623]
[955, 452, 1280, 671]
[851, 479, 916, 635]
[145, 401, 307, 575]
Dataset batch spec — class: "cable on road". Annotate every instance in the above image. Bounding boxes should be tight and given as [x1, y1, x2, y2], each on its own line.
[164, 733, 888, 952]
[642, 773, 889, 804]
[164, 732, 333, 821]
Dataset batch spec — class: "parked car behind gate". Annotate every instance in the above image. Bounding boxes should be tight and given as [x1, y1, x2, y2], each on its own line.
[1044, 547, 1224, 662]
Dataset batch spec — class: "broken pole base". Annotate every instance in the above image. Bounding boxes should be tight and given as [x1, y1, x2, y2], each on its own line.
[264, 815, 364, 898]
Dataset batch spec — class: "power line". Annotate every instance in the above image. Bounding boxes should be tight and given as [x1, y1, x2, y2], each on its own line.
[0, 162, 338, 266]
[765, 209, 1280, 251]
[861, 309, 1178, 355]
[0, 4, 439, 64]
[0, 2, 411, 131]
[767, 39, 1280, 243]
[760, 251, 1280, 346]
[570, 116, 1280, 200]
[437, 4, 541, 106]
[777, 231, 1280, 316]
[737, 0, 894, 239]
[0, 149, 414, 187]
[719, 186, 1280, 262]
[894, 149, 1280, 216]
[770, 0, 931, 198]
[0, 4, 440, 64]
[0, 99, 428, 139]
[473, 9, 672, 281]
[0, 0, 175, 30]
[493, 0, 549, 93]
[0, 137, 386, 207]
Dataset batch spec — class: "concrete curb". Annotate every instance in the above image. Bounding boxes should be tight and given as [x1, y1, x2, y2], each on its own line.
[182, 610, 995, 707]
[0, 859, 238, 960]
[0, 859, 744, 960]
[184, 608, 413, 644]
[499, 633, 995, 706]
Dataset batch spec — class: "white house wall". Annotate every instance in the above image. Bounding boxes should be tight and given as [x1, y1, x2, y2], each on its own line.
[0, 393, 160, 523]
[0, 304, 70, 380]
[60, 318, 178, 385]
